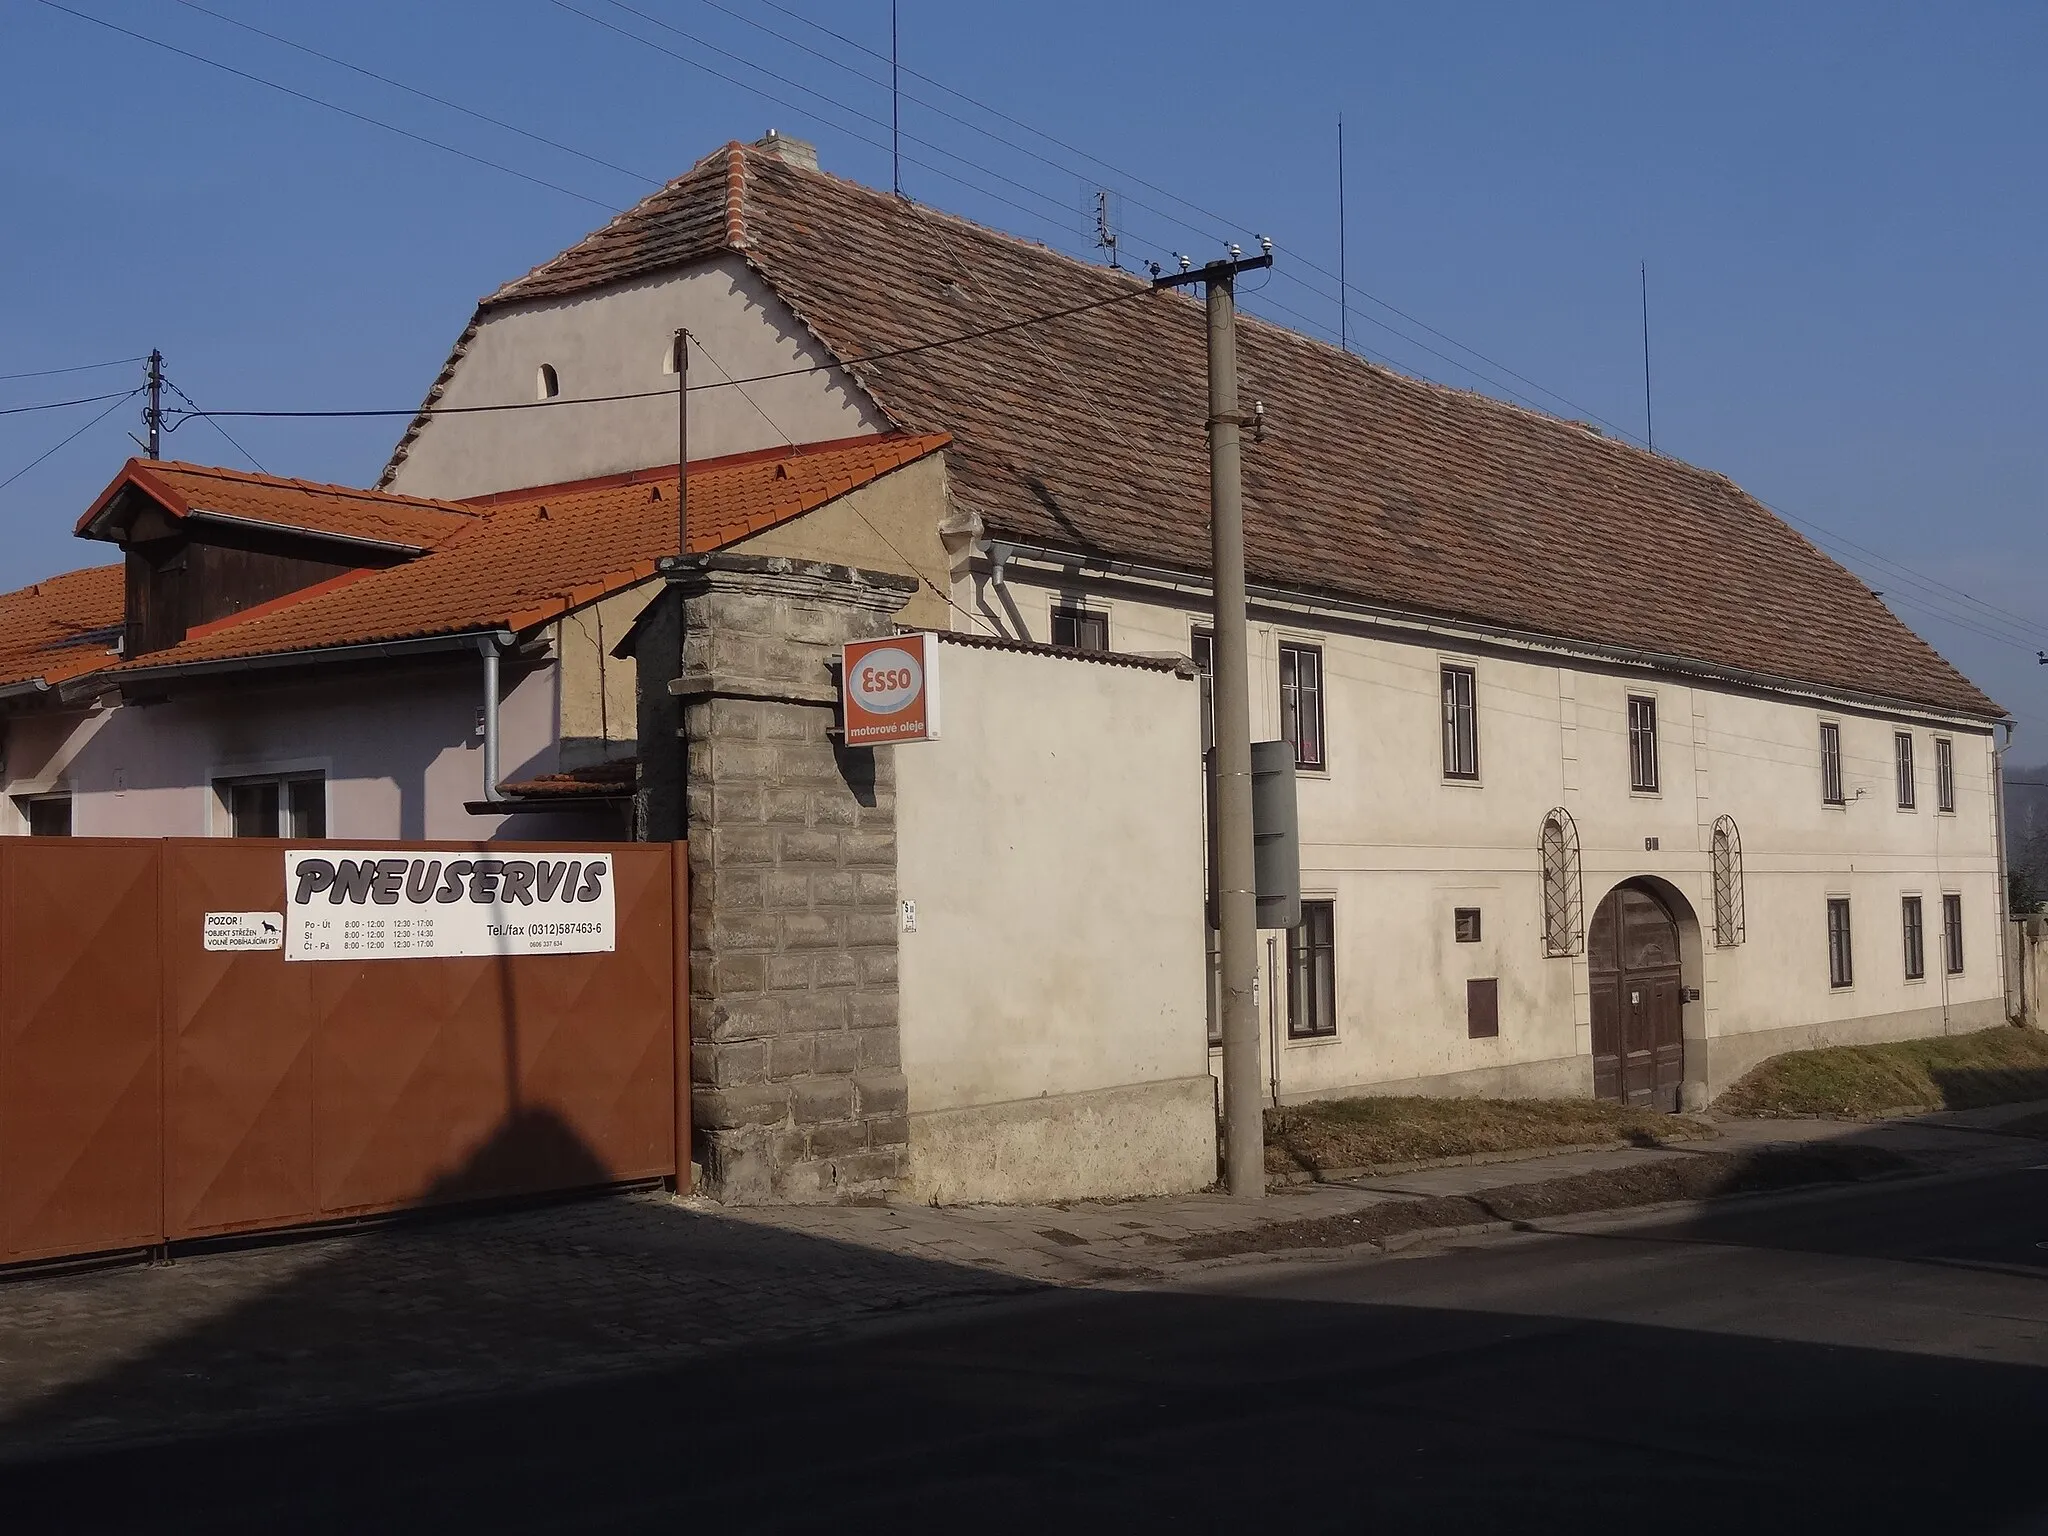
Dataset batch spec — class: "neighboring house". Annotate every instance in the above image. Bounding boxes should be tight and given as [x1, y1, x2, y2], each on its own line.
[369, 131, 2013, 1107]
[0, 436, 948, 840]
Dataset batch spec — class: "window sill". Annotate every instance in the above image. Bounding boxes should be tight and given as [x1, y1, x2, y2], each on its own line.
[1285, 1032, 1343, 1048]
[1629, 788, 1662, 800]
[1441, 776, 1484, 790]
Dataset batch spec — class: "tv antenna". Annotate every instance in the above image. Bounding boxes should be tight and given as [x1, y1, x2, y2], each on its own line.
[1094, 188, 1121, 269]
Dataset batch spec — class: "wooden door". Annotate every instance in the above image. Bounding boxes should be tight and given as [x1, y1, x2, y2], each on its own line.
[1589, 884, 1685, 1111]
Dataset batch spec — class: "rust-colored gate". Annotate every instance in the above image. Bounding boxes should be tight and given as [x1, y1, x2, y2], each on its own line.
[0, 839, 686, 1267]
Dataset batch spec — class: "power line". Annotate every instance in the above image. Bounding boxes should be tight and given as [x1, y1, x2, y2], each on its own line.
[162, 286, 1155, 422]
[33, 0, 620, 210]
[161, 375, 269, 474]
[166, 0, 662, 189]
[0, 389, 137, 417]
[0, 356, 143, 383]
[0, 389, 141, 493]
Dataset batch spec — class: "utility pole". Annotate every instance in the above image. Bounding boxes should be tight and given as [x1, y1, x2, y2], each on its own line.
[673, 328, 689, 556]
[1156, 242, 1273, 1197]
[1639, 262, 1654, 453]
[144, 348, 163, 459]
[890, 0, 902, 197]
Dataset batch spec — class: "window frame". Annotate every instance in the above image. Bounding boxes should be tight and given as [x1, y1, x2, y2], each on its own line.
[1942, 892, 1964, 976]
[1190, 626, 1215, 756]
[1934, 737, 1956, 814]
[1901, 894, 1925, 981]
[18, 793, 72, 837]
[1827, 896, 1854, 989]
[1278, 639, 1326, 772]
[1440, 663, 1480, 782]
[212, 772, 328, 839]
[1627, 694, 1660, 794]
[1286, 899, 1338, 1040]
[1819, 720, 1845, 806]
[1050, 603, 1109, 653]
[1894, 731, 1916, 810]
[1453, 907, 1482, 943]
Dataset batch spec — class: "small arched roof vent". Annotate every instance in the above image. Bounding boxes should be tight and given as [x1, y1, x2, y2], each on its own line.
[537, 363, 560, 400]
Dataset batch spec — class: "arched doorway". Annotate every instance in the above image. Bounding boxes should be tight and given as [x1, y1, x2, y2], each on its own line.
[1589, 881, 1686, 1110]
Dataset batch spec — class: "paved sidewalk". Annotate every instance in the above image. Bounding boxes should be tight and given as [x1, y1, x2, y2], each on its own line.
[0, 1104, 2039, 1461]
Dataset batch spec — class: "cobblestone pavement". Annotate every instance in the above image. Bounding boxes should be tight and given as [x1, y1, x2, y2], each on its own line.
[2, 1106, 2040, 1462]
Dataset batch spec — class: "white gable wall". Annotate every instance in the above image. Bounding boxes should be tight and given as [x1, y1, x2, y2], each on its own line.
[384, 256, 890, 501]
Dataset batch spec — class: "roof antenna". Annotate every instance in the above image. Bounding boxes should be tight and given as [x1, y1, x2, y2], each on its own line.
[1640, 260, 1655, 453]
[890, 0, 902, 197]
[1094, 188, 1120, 269]
[1337, 114, 1348, 354]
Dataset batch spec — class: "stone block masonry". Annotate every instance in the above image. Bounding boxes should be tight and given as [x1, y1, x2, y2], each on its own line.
[656, 554, 919, 1203]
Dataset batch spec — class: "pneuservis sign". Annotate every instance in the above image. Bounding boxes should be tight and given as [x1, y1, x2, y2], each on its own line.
[282, 850, 617, 961]
[841, 632, 940, 745]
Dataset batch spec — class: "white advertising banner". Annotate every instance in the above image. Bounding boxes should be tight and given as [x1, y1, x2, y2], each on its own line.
[283, 850, 617, 962]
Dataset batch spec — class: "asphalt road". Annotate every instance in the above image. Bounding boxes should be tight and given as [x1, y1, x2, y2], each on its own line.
[6, 1164, 2046, 1534]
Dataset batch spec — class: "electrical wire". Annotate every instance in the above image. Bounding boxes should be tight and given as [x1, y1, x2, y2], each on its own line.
[0, 356, 143, 383]
[0, 389, 137, 417]
[0, 389, 142, 493]
[161, 376, 269, 474]
[161, 285, 1154, 422]
[32, 0, 620, 210]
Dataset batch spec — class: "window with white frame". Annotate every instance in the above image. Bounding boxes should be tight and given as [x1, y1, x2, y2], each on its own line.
[1051, 604, 1108, 652]
[215, 774, 326, 838]
[1935, 737, 1955, 813]
[1820, 721, 1845, 805]
[1895, 731, 1916, 810]
[1279, 641, 1325, 771]
[17, 794, 71, 837]
[1902, 895, 1925, 981]
[1827, 897, 1854, 988]
[1943, 893, 1964, 975]
[1628, 695, 1659, 793]
[1287, 900, 1337, 1039]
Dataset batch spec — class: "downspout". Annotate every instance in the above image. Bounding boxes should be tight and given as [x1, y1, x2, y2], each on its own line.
[1994, 721, 2014, 1022]
[477, 632, 514, 804]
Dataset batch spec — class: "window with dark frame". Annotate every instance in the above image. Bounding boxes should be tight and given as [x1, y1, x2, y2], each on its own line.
[1279, 641, 1325, 771]
[1627, 695, 1660, 793]
[1287, 900, 1337, 1039]
[23, 796, 71, 837]
[1050, 605, 1109, 652]
[1190, 628, 1214, 754]
[1943, 893, 1964, 975]
[216, 774, 326, 839]
[1902, 895, 1925, 980]
[1827, 896, 1854, 988]
[1820, 722, 1845, 805]
[1441, 664, 1479, 780]
[1466, 977, 1500, 1039]
[1935, 737, 1955, 813]
[1895, 731, 1916, 809]
[1454, 908, 1482, 943]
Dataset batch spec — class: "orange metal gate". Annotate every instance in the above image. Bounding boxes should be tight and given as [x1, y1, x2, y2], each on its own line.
[0, 839, 686, 1267]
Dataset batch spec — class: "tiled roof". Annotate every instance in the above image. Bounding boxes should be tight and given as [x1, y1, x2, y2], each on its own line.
[466, 141, 1999, 720]
[80, 461, 482, 551]
[104, 433, 947, 675]
[499, 758, 638, 800]
[0, 565, 124, 690]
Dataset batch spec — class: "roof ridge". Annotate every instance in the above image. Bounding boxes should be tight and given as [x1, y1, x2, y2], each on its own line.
[145, 458, 480, 514]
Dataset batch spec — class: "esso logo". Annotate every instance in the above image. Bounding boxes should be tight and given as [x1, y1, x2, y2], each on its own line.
[852, 646, 922, 715]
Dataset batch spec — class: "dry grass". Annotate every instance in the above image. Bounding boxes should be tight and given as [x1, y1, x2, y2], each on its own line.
[1716, 1025, 2048, 1119]
[1264, 1096, 1713, 1177]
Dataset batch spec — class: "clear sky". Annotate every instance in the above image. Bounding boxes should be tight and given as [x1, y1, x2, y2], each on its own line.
[4, 1, 2043, 746]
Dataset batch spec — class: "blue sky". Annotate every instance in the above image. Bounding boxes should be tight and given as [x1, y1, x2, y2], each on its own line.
[4, 1, 2043, 746]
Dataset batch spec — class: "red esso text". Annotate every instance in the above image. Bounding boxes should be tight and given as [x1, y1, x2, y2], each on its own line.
[851, 646, 922, 715]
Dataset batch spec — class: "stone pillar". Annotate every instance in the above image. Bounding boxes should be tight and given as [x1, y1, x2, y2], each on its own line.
[663, 554, 918, 1203]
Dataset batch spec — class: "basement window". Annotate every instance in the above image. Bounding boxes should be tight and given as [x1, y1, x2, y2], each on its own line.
[216, 774, 327, 839]
[537, 363, 560, 400]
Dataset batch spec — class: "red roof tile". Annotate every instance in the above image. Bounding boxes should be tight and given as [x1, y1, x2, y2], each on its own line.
[104, 433, 947, 675]
[0, 565, 124, 691]
[80, 460, 481, 551]
[455, 142, 2000, 720]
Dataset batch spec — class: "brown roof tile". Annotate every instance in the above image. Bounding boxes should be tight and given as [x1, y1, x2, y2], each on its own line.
[80, 460, 481, 551]
[0, 565, 124, 690]
[468, 143, 2000, 720]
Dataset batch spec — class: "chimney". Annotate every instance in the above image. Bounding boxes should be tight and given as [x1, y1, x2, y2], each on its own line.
[751, 128, 819, 172]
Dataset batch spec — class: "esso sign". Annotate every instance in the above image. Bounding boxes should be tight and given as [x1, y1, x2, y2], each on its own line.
[851, 646, 923, 715]
[841, 632, 940, 745]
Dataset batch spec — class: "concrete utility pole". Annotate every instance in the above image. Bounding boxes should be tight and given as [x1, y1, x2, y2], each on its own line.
[1156, 244, 1273, 1196]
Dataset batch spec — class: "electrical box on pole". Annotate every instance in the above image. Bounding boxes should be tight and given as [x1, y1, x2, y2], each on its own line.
[1250, 740, 1300, 931]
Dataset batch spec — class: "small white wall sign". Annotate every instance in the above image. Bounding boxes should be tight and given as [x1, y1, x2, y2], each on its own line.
[283, 850, 617, 961]
[203, 911, 285, 951]
[901, 898, 918, 933]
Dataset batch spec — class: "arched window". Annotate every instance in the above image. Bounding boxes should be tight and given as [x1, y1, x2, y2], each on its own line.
[1540, 808, 1584, 957]
[1711, 814, 1745, 946]
[537, 363, 560, 400]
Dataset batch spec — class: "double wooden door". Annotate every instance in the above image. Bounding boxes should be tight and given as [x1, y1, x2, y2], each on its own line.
[1589, 883, 1685, 1110]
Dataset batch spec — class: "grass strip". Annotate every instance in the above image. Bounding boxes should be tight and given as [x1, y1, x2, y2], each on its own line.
[1717, 1026, 2048, 1118]
[1265, 1095, 1714, 1177]
[1182, 1144, 1915, 1262]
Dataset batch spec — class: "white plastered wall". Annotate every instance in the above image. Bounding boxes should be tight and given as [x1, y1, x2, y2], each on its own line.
[384, 256, 891, 500]
[972, 569, 2006, 1106]
[893, 638, 1214, 1203]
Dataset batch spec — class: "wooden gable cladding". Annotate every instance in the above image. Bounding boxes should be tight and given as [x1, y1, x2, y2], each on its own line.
[119, 519, 404, 658]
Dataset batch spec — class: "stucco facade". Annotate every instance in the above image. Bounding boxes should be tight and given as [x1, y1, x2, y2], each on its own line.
[968, 560, 2006, 1106]
[893, 636, 1213, 1203]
